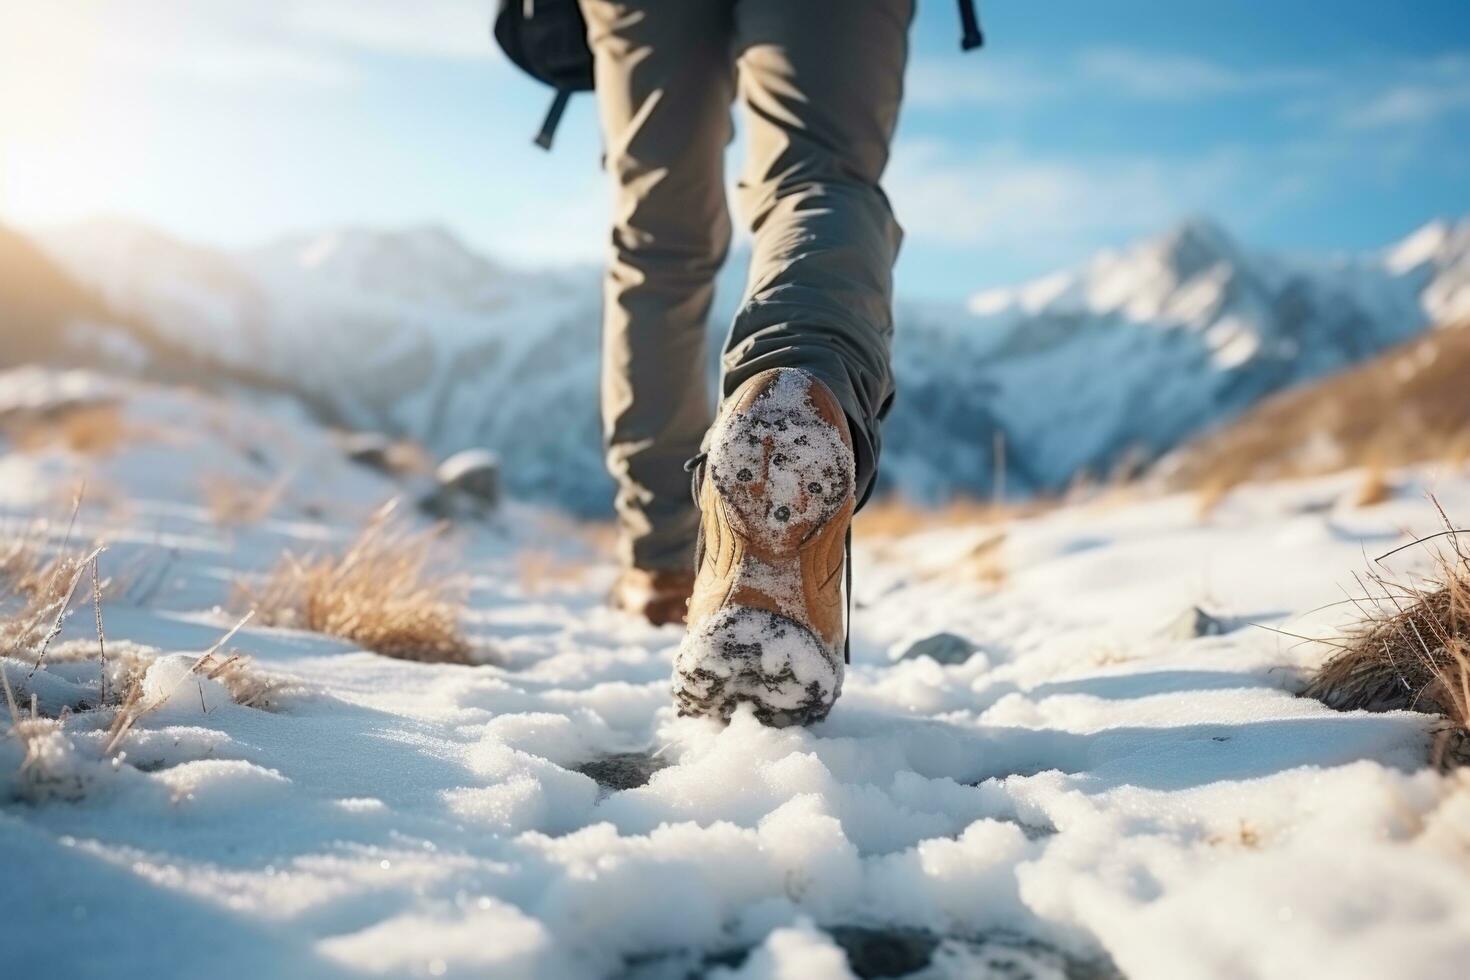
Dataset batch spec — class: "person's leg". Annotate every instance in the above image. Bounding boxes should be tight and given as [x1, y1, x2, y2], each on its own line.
[581, 0, 736, 574]
[725, 0, 913, 508]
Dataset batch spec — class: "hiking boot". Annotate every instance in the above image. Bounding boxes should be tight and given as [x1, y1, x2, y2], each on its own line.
[610, 567, 694, 626]
[673, 367, 855, 726]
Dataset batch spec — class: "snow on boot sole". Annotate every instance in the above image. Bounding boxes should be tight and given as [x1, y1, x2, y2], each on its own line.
[674, 606, 840, 726]
[674, 368, 854, 726]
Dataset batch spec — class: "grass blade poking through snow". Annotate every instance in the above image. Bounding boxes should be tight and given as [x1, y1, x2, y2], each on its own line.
[233, 502, 475, 664]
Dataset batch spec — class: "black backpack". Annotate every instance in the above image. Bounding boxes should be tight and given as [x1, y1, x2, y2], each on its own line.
[493, 0, 594, 150]
[494, 0, 983, 151]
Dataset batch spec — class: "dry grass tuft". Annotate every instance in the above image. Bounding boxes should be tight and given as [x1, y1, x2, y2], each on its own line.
[7, 715, 90, 802]
[99, 615, 286, 753]
[200, 471, 291, 526]
[0, 537, 42, 594]
[855, 495, 1045, 539]
[2, 498, 288, 799]
[957, 532, 1008, 587]
[35, 636, 288, 716]
[516, 549, 594, 594]
[1206, 819, 1263, 849]
[3, 402, 131, 455]
[197, 650, 285, 710]
[234, 504, 475, 664]
[1193, 476, 1234, 520]
[1, 630, 96, 802]
[1352, 464, 1395, 508]
[1303, 503, 1470, 768]
[1, 529, 105, 663]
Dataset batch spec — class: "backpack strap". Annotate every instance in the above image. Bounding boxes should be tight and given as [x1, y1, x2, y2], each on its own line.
[957, 0, 984, 51]
[533, 89, 573, 150]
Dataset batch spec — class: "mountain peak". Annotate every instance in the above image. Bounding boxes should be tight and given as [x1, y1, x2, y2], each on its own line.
[1385, 218, 1454, 274]
[248, 223, 503, 295]
[1152, 216, 1241, 276]
[283, 223, 473, 268]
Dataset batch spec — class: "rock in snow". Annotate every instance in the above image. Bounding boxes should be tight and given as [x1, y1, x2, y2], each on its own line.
[1161, 605, 1233, 641]
[421, 448, 502, 519]
[891, 631, 980, 665]
[340, 431, 399, 473]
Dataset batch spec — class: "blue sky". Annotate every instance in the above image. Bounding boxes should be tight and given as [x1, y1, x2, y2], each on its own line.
[1, 0, 1467, 300]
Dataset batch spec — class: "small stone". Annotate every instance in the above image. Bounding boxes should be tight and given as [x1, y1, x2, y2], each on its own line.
[420, 449, 500, 520]
[1164, 605, 1229, 640]
[437, 449, 500, 503]
[341, 432, 397, 473]
[893, 632, 977, 665]
[574, 752, 669, 792]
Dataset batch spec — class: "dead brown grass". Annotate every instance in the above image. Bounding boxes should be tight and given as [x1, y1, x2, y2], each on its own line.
[98, 615, 285, 753]
[3, 402, 131, 455]
[1193, 476, 1233, 519]
[1206, 819, 1263, 849]
[1, 524, 105, 662]
[854, 495, 1046, 540]
[1165, 319, 1470, 499]
[1352, 463, 1395, 508]
[200, 471, 291, 526]
[233, 504, 475, 664]
[1303, 503, 1470, 768]
[956, 532, 1008, 587]
[0, 537, 41, 596]
[1, 499, 289, 799]
[516, 549, 594, 594]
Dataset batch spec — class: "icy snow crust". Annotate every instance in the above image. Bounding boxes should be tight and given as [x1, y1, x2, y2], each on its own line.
[3, 369, 1470, 978]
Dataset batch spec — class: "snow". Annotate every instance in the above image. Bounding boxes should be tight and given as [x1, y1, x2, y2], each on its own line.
[3, 368, 1470, 978]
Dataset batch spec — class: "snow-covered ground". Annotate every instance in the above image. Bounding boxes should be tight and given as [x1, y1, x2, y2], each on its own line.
[3, 369, 1469, 979]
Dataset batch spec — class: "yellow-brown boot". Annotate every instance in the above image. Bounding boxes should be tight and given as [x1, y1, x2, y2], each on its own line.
[673, 368, 854, 726]
[609, 567, 694, 626]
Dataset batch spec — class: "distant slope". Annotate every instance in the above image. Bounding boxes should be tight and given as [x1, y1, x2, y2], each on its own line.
[1158, 319, 1470, 492]
[35, 219, 613, 509]
[33, 214, 1470, 512]
[0, 222, 328, 410]
[0, 221, 129, 365]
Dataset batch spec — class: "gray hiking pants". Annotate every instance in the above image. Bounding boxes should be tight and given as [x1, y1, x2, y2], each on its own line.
[583, 0, 912, 571]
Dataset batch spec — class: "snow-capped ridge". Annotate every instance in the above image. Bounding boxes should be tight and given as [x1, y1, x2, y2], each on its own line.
[964, 216, 1248, 325]
[32, 211, 1470, 511]
[1386, 218, 1453, 274]
[260, 223, 496, 279]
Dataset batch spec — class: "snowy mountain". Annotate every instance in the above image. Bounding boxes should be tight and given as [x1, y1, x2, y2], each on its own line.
[39, 218, 608, 510]
[33, 214, 1470, 511]
[886, 216, 1470, 500]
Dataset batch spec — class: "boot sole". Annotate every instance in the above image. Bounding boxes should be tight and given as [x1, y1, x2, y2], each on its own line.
[673, 369, 852, 726]
[673, 606, 840, 727]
